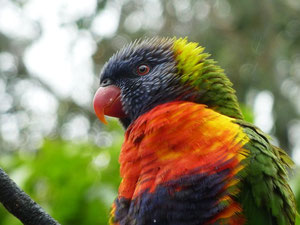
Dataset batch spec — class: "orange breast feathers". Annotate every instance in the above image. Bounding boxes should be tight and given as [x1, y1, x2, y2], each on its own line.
[118, 101, 249, 200]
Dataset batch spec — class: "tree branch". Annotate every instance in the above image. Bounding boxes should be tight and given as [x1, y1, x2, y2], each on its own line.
[0, 168, 60, 225]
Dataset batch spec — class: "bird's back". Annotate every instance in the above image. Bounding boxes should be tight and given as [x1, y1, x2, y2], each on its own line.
[236, 120, 296, 225]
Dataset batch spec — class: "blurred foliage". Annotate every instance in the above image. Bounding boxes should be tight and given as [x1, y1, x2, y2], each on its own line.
[0, 0, 300, 154]
[0, 120, 123, 225]
[1, 0, 300, 224]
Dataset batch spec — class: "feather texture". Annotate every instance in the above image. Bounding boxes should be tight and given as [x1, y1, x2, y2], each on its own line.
[110, 101, 250, 225]
[109, 101, 296, 225]
[95, 37, 297, 225]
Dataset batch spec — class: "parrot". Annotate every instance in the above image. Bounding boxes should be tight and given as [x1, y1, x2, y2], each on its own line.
[93, 37, 296, 225]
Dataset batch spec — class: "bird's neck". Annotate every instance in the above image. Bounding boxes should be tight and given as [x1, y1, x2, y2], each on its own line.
[172, 38, 244, 120]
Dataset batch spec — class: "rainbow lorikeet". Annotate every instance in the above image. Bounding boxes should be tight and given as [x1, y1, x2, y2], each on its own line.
[93, 38, 296, 225]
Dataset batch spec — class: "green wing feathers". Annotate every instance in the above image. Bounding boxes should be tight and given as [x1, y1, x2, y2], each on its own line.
[236, 120, 296, 225]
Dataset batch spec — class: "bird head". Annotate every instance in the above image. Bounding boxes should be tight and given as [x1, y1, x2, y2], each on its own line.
[93, 37, 243, 128]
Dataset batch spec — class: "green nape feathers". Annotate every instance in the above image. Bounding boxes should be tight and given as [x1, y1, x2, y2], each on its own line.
[173, 38, 243, 120]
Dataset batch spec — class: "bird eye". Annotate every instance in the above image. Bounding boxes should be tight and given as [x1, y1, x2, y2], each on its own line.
[101, 78, 112, 86]
[137, 64, 150, 76]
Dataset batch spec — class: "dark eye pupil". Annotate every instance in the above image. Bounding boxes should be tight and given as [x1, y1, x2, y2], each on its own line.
[139, 65, 147, 72]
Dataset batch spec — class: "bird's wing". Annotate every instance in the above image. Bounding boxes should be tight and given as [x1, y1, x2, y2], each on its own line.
[236, 120, 296, 225]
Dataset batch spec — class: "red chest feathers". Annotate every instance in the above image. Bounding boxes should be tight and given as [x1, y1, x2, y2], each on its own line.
[113, 101, 249, 225]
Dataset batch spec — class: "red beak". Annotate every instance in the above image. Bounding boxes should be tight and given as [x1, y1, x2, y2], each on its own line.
[93, 85, 126, 124]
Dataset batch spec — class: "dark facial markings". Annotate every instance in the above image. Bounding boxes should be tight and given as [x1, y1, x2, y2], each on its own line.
[99, 39, 192, 128]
